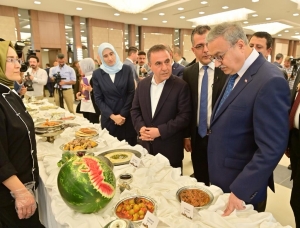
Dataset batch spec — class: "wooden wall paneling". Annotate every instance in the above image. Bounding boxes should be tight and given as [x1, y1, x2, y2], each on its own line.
[288, 40, 295, 56]
[72, 16, 82, 60]
[29, 10, 42, 65]
[86, 18, 93, 59]
[0, 5, 20, 41]
[128, 24, 135, 47]
[0, 5, 16, 17]
[58, 14, 67, 58]
[12, 7, 21, 41]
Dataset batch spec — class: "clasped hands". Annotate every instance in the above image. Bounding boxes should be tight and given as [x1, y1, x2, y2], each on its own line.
[139, 126, 160, 141]
[110, 114, 125, 126]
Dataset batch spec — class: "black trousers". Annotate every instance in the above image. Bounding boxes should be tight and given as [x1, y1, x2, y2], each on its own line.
[82, 112, 100, 124]
[290, 128, 300, 228]
[0, 201, 44, 228]
[191, 128, 210, 186]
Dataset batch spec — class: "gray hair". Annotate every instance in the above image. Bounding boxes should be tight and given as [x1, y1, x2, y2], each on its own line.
[206, 22, 248, 46]
[79, 58, 95, 74]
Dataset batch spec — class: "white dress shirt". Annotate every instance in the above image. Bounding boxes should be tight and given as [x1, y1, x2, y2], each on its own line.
[150, 76, 166, 117]
[197, 62, 215, 128]
[294, 92, 300, 129]
[25, 67, 48, 97]
[109, 73, 116, 83]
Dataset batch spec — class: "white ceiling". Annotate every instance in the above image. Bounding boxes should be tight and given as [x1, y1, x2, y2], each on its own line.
[2, 0, 300, 40]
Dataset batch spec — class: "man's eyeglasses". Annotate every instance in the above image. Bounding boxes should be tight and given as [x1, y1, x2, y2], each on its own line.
[193, 43, 207, 50]
[209, 45, 235, 62]
[6, 58, 22, 65]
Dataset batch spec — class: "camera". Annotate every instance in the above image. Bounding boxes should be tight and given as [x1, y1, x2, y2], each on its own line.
[23, 72, 34, 91]
[290, 57, 300, 66]
[290, 57, 300, 78]
[53, 72, 66, 85]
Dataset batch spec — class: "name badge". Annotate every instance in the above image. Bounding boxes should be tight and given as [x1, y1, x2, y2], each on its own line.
[130, 154, 142, 168]
[140, 211, 159, 228]
[181, 201, 194, 220]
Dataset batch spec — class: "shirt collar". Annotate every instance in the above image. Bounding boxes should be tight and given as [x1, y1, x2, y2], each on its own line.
[151, 75, 167, 86]
[126, 58, 133, 63]
[198, 61, 215, 71]
[237, 49, 259, 77]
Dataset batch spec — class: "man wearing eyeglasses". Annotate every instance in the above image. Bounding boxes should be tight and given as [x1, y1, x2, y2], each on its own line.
[182, 25, 227, 186]
[206, 22, 290, 215]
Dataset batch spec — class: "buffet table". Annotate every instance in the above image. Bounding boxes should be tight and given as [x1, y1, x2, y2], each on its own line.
[31, 99, 292, 228]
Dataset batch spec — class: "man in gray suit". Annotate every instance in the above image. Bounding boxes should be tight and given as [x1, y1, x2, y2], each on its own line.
[173, 46, 189, 66]
[124, 46, 139, 84]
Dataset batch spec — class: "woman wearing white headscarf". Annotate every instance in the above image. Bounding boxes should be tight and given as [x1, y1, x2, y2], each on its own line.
[76, 58, 100, 123]
[92, 43, 137, 146]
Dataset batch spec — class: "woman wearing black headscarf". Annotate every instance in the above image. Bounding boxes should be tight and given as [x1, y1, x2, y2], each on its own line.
[0, 41, 44, 227]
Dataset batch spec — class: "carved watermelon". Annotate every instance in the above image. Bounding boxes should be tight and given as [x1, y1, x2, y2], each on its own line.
[57, 155, 116, 213]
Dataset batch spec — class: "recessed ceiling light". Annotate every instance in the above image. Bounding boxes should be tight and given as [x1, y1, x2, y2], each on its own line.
[266, 17, 271, 20]
[65, 33, 68, 34]
[110, 28, 113, 30]
[34, 1, 41, 4]
[252, 14, 258, 17]
[199, 12, 205, 14]
[136, 35, 139, 37]
[114, 13, 120, 16]
[278, 34, 282, 36]
[285, 30, 289, 32]
[175, 29, 179, 32]
[252, 0, 259, 2]
[159, 13, 165, 16]
[222, 6, 229, 9]
[162, 20, 167, 23]
[80, 22, 85, 25]
[296, 32, 300, 34]
[243, 22, 292, 35]
[76, 7, 82, 10]
[178, 7, 184, 10]
[293, 13, 299, 16]
[192, 25, 196, 27]
[18, 14, 21, 16]
[81, 30, 84, 32]
[201, 1, 208, 4]
[243, 21, 249, 24]
[143, 18, 148, 20]
[180, 16, 185, 19]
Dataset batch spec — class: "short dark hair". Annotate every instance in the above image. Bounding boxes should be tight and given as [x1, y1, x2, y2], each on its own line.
[28, 55, 39, 62]
[128, 46, 138, 56]
[251, 32, 273, 49]
[138, 51, 146, 56]
[191, 25, 211, 45]
[46, 63, 50, 67]
[147, 44, 168, 63]
[57, 53, 64, 59]
[275, 53, 283, 60]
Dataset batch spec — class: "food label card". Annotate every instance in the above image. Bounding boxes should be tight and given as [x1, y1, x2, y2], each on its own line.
[130, 154, 142, 168]
[140, 211, 159, 228]
[181, 201, 194, 220]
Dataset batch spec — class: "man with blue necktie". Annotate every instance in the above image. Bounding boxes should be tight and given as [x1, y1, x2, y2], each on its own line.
[206, 22, 290, 215]
[183, 25, 227, 185]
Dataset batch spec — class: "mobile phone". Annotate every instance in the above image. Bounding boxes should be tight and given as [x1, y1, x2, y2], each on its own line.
[82, 77, 89, 86]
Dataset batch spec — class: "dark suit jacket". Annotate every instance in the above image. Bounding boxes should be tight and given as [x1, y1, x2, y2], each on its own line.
[182, 62, 227, 149]
[131, 75, 191, 165]
[92, 64, 136, 140]
[124, 58, 139, 83]
[208, 54, 290, 204]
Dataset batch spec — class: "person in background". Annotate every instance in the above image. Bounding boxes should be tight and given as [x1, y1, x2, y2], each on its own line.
[0, 40, 44, 227]
[173, 46, 190, 66]
[131, 44, 191, 169]
[136, 51, 151, 80]
[24, 55, 48, 100]
[93, 43, 137, 146]
[124, 46, 139, 85]
[206, 22, 290, 215]
[71, 61, 82, 100]
[45, 63, 54, 97]
[284, 56, 296, 91]
[94, 59, 100, 68]
[50, 53, 76, 113]
[14, 72, 27, 98]
[76, 58, 100, 124]
[273, 53, 284, 68]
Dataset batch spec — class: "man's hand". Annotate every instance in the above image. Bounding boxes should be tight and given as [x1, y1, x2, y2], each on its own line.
[110, 114, 125, 125]
[19, 86, 27, 96]
[184, 138, 192, 152]
[139, 127, 160, 141]
[223, 192, 245, 216]
[59, 80, 66, 86]
[29, 75, 34, 81]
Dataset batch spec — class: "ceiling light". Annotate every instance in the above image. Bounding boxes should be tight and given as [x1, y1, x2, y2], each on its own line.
[188, 8, 255, 25]
[278, 34, 282, 36]
[192, 25, 196, 28]
[201, 1, 208, 4]
[162, 20, 167, 23]
[285, 30, 289, 32]
[65, 33, 68, 34]
[80, 22, 85, 25]
[293, 13, 299, 16]
[22, 25, 30, 29]
[266, 17, 271, 20]
[180, 16, 185, 19]
[252, 0, 259, 2]
[175, 29, 179, 32]
[159, 13, 165, 16]
[92, 0, 167, 14]
[296, 32, 300, 34]
[290, 0, 300, 10]
[76, 7, 82, 10]
[18, 14, 21, 16]
[199, 12, 205, 14]
[143, 18, 148, 20]
[136, 35, 139, 37]
[292, 35, 300, 39]
[81, 30, 84, 32]
[243, 21, 249, 24]
[114, 13, 120, 16]
[34, 1, 41, 4]
[178, 7, 184, 10]
[243, 22, 292, 35]
[65, 25, 72, 29]
[222, 6, 229, 9]
[252, 14, 258, 17]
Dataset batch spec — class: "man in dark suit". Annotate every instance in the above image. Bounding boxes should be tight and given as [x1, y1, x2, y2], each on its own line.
[124, 46, 139, 85]
[183, 25, 227, 186]
[131, 44, 191, 169]
[173, 46, 189, 66]
[206, 22, 290, 215]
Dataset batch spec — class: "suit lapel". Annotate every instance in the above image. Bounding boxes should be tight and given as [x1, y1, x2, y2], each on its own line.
[152, 76, 174, 120]
[145, 76, 153, 121]
[101, 69, 122, 96]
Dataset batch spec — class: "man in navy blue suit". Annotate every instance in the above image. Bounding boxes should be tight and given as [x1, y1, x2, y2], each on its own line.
[206, 22, 290, 215]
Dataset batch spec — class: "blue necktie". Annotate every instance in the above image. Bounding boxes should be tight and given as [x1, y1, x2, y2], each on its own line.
[216, 73, 239, 114]
[198, 66, 209, 138]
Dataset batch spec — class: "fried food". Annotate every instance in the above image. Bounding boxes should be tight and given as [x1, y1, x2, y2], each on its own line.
[179, 189, 210, 207]
[75, 128, 98, 137]
[63, 138, 98, 151]
[41, 119, 61, 127]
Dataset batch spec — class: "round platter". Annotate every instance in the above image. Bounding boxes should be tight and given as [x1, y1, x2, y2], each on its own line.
[176, 186, 214, 209]
[100, 149, 141, 166]
[35, 120, 64, 128]
[59, 139, 98, 153]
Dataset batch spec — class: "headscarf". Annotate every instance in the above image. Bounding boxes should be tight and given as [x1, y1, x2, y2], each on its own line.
[0, 41, 14, 88]
[98, 42, 123, 74]
[79, 58, 95, 75]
